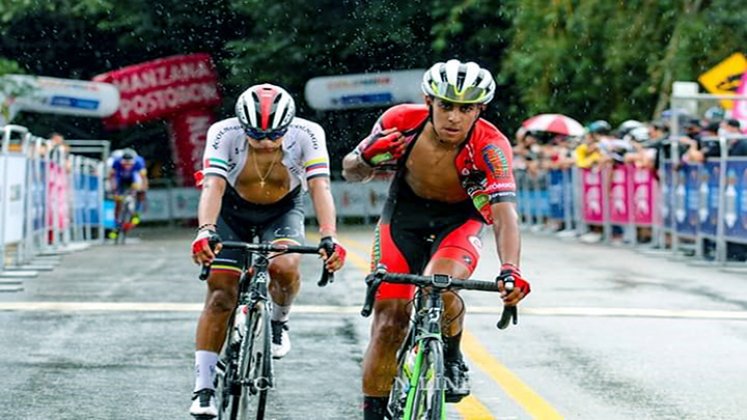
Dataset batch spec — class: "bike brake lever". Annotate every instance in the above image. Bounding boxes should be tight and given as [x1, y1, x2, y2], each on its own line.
[199, 264, 211, 281]
[496, 275, 518, 330]
[496, 305, 517, 330]
[318, 268, 334, 287]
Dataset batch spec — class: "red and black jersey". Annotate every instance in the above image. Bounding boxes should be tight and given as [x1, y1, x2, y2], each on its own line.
[354, 104, 516, 224]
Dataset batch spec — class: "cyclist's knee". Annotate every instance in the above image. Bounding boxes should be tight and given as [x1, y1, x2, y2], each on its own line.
[371, 300, 410, 347]
[205, 288, 237, 314]
[268, 256, 301, 282]
[442, 291, 465, 319]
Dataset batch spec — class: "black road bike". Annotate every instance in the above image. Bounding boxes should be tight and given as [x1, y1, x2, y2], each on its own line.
[361, 265, 517, 419]
[199, 240, 333, 420]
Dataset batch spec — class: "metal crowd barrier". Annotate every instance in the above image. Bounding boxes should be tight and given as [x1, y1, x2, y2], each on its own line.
[0, 125, 109, 277]
[515, 135, 747, 264]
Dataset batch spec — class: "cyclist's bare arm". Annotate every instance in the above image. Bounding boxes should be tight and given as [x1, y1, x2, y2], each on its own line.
[308, 177, 337, 238]
[490, 202, 521, 266]
[198, 175, 226, 228]
[342, 151, 374, 183]
[490, 202, 524, 305]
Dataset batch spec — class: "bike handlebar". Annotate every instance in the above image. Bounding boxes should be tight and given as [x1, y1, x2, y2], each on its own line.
[360, 267, 518, 330]
[198, 240, 333, 286]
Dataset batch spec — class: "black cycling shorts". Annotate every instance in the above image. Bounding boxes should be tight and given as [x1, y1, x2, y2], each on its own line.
[211, 185, 306, 276]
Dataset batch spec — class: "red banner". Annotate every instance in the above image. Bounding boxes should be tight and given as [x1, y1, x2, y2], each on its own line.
[94, 53, 220, 128]
[168, 108, 214, 186]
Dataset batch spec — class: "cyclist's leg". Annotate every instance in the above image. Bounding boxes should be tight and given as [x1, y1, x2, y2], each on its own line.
[363, 221, 427, 419]
[259, 198, 306, 359]
[427, 219, 484, 335]
[193, 219, 245, 392]
[261, 202, 305, 316]
[131, 171, 144, 217]
[424, 218, 485, 403]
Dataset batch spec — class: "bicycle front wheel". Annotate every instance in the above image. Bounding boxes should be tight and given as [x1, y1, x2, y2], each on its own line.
[236, 301, 272, 419]
[407, 339, 445, 420]
[115, 205, 130, 245]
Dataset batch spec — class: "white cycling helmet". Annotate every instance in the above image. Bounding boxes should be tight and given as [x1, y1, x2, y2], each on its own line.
[421, 59, 495, 104]
[235, 83, 296, 139]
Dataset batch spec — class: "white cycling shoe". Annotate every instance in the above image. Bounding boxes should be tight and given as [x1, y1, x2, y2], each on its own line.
[271, 320, 291, 359]
[190, 388, 217, 419]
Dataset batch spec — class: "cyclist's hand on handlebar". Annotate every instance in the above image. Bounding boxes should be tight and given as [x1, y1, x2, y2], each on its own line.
[318, 236, 346, 272]
[497, 263, 530, 307]
[191, 229, 222, 265]
[360, 128, 405, 166]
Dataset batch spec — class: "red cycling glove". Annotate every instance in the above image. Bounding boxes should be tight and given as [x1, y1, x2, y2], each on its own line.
[191, 229, 221, 259]
[497, 263, 531, 296]
[360, 130, 405, 166]
[319, 236, 347, 269]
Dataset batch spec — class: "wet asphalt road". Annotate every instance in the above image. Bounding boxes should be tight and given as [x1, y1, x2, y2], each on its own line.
[1, 226, 747, 419]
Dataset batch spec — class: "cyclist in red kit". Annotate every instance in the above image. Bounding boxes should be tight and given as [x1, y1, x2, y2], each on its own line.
[342, 59, 531, 419]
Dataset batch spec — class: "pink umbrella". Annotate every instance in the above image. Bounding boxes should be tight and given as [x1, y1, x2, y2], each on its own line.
[522, 113, 585, 137]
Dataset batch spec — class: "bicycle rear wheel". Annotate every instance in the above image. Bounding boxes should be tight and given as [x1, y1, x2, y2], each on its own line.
[236, 301, 272, 419]
[406, 339, 445, 420]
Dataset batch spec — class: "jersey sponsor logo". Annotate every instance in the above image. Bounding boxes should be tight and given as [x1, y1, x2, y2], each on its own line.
[487, 182, 516, 191]
[471, 193, 489, 209]
[211, 124, 242, 150]
[489, 191, 517, 199]
[291, 123, 320, 150]
[481, 144, 510, 179]
[468, 235, 483, 250]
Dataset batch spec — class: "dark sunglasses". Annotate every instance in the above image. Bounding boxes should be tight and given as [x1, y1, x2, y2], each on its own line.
[244, 126, 288, 141]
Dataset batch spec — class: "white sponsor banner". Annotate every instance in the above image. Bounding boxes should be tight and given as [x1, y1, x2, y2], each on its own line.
[140, 180, 393, 223]
[305, 70, 425, 110]
[1, 154, 27, 243]
[304, 180, 390, 220]
[141, 189, 172, 221]
[170, 187, 200, 219]
[3, 75, 119, 119]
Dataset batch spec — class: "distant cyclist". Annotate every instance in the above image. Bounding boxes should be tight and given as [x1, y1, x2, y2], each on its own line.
[107, 148, 148, 237]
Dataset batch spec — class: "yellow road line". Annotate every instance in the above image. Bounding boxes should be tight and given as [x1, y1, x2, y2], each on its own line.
[337, 232, 498, 419]
[462, 330, 563, 419]
[454, 395, 496, 419]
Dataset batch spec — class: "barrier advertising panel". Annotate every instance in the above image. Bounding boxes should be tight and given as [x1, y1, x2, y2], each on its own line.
[609, 165, 629, 224]
[548, 169, 564, 219]
[674, 164, 699, 236]
[632, 166, 655, 225]
[581, 168, 603, 223]
[723, 160, 747, 240]
[699, 162, 720, 236]
[2, 155, 27, 243]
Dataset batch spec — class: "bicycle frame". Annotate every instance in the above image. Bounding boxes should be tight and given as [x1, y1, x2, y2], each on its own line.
[400, 289, 446, 417]
[361, 267, 510, 419]
[201, 240, 332, 420]
[236, 252, 273, 388]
